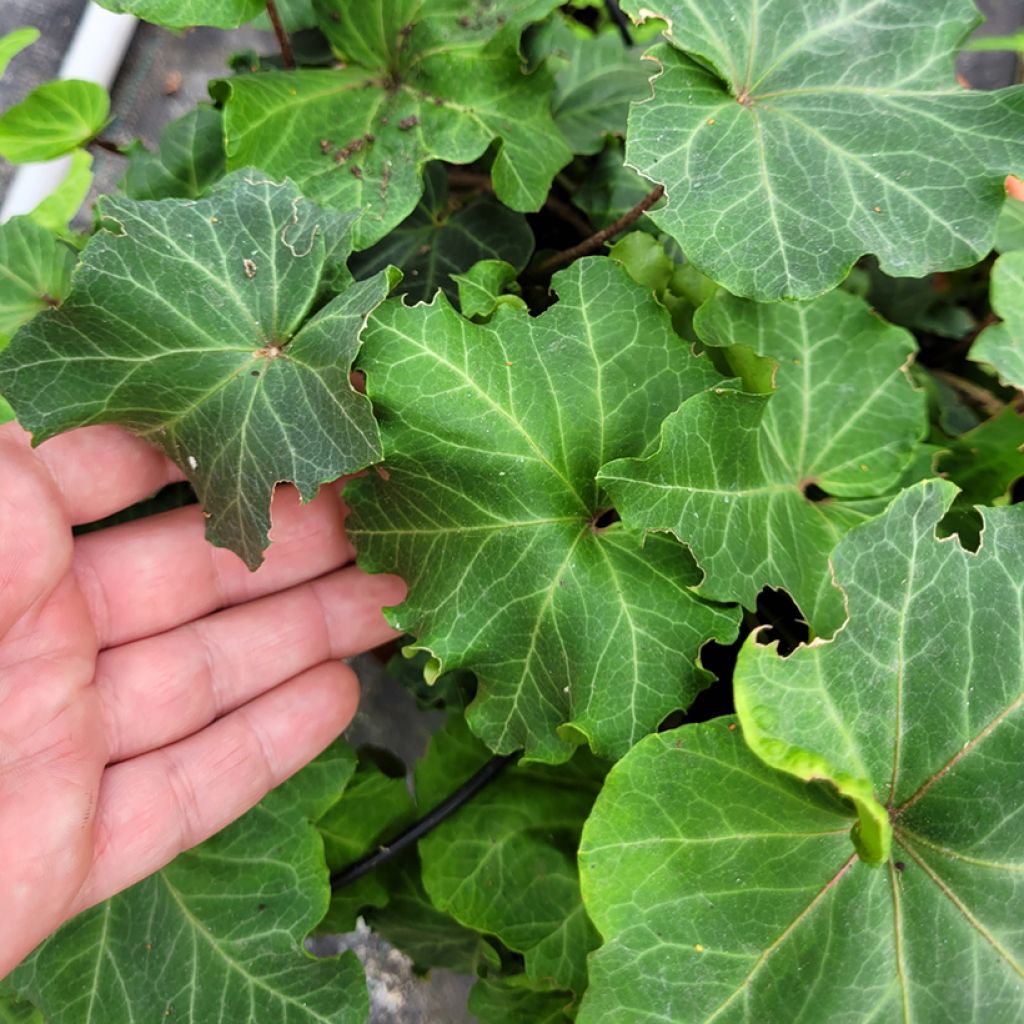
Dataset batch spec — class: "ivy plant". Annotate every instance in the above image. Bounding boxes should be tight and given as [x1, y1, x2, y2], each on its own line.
[1, 2, 1023, 1022]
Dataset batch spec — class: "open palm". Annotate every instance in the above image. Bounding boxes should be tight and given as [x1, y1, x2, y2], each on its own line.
[0, 422, 403, 977]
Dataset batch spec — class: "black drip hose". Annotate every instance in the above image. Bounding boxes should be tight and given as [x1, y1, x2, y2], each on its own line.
[604, 0, 635, 46]
[330, 752, 519, 891]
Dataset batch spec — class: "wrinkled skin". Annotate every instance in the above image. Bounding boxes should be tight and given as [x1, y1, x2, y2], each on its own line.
[0, 422, 404, 977]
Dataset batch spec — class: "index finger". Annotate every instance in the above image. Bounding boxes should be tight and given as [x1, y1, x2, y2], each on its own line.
[1, 421, 184, 525]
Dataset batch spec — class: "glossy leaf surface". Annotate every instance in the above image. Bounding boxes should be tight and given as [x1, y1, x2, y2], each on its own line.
[216, 0, 571, 249]
[347, 257, 738, 761]
[620, 0, 1024, 299]
[582, 701, 1023, 1020]
[600, 288, 925, 633]
[0, 171, 389, 568]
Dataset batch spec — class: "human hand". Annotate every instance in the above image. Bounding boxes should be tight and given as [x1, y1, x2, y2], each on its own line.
[0, 422, 404, 977]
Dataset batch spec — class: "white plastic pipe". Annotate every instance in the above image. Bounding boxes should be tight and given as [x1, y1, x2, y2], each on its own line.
[1, 3, 138, 222]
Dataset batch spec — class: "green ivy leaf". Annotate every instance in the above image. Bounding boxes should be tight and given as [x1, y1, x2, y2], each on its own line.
[0, 27, 39, 79]
[121, 105, 226, 200]
[0, 216, 75, 348]
[452, 258, 523, 319]
[938, 407, 1024, 506]
[0, 80, 109, 163]
[600, 288, 926, 634]
[9, 743, 370, 1024]
[215, 0, 572, 249]
[581, 682, 1023, 1021]
[996, 195, 1024, 253]
[346, 257, 738, 761]
[579, 720, 859, 1024]
[416, 717, 601, 994]
[620, 0, 1024, 299]
[350, 164, 533, 305]
[469, 976, 573, 1024]
[0, 170, 390, 569]
[971, 250, 1024, 389]
[607, 231, 718, 343]
[735, 479, 1024, 861]
[94, 0, 263, 29]
[527, 16, 651, 155]
[28, 149, 94, 233]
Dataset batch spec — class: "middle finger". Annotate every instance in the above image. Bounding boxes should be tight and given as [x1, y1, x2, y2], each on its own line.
[75, 483, 356, 649]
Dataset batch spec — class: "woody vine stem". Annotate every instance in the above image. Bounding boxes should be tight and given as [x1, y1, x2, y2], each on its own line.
[265, 0, 295, 70]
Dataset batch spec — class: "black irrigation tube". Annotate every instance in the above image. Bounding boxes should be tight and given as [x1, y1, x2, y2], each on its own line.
[330, 752, 519, 891]
[603, 0, 635, 46]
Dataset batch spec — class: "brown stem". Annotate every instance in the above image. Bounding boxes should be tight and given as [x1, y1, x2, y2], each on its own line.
[446, 168, 492, 193]
[266, 0, 295, 70]
[446, 167, 592, 236]
[89, 136, 127, 157]
[535, 183, 665, 275]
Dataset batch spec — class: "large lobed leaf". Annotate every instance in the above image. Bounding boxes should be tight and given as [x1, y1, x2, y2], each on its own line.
[620, 0, 1024, 300]
[214, 0, 572, 249]
[600, 288, 925, 635]
[346, 257, 738, 762]
[735, 480, 1024, 863]
[9, 743, 369, 1024]
[0, 170, 391, 569]
[580, 481, 1024, 1021]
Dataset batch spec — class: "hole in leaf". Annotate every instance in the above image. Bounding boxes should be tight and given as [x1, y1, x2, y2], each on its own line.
[753, 587, 810, 656]
[1011, 475, 1024, 505]
[937, 502, 982, 552]
[801, 481, 830, 503]
[591, 507, 621, 532]
[658, 631, 745, 731]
